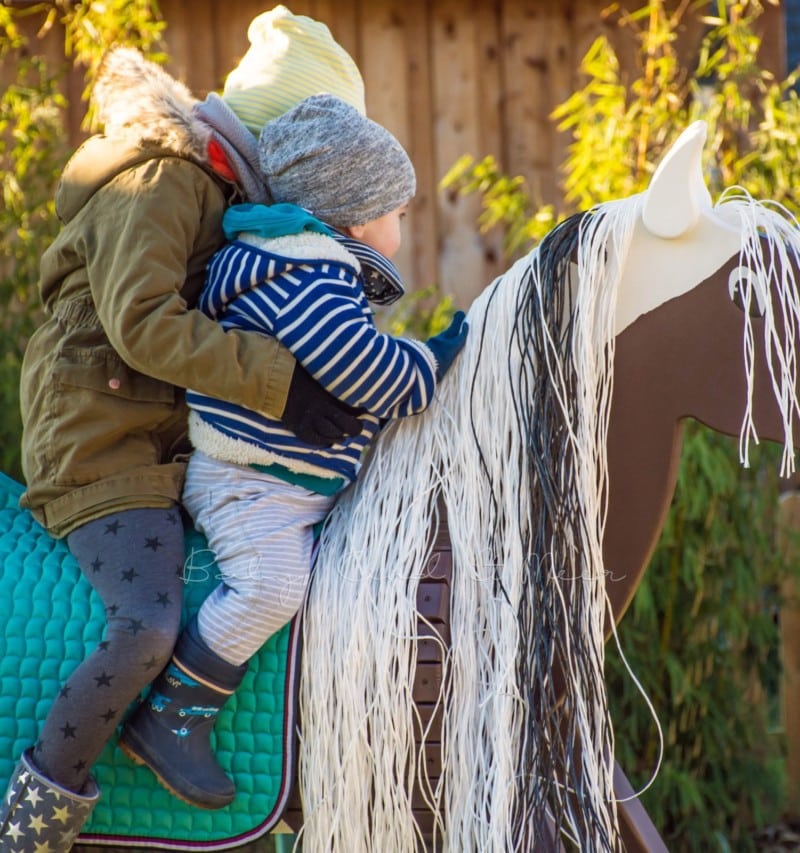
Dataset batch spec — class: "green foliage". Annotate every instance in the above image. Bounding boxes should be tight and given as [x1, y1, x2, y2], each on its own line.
[611, 426, 790, 850]
[61, 0, 167, 129]
[1, 8, 65, 478]
[381, 285, 456, 339]
[443, 0, 798, 846]
[0, 2, 166, 478]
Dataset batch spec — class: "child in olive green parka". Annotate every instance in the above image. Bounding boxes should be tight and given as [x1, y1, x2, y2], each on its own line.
[1, 7, 366, 849]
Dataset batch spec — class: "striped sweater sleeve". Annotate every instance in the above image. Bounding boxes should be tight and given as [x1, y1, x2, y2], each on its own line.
[272, 269, 437, 419]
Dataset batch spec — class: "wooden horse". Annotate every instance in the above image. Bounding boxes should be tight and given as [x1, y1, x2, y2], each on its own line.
[290, 119, 800, 851]
[2, 120, 799, 851]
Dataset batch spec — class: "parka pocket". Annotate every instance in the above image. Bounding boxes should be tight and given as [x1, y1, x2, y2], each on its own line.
[46, 346, 177, 486]
[55, 348, 175, 404]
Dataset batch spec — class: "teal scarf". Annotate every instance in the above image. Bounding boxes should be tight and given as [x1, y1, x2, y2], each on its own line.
[223, 203, 332, 240]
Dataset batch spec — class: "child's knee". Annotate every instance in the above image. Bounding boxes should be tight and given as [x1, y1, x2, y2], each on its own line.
[144, 625, 182, 667]
[267, 592, 304, 629]
[105, 620, 179, 670]
[270, 569, 310, 619]
[237, 570, 309, 625]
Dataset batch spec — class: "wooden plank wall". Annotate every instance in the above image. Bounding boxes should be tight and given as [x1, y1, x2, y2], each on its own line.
[8, 1, 783, 306]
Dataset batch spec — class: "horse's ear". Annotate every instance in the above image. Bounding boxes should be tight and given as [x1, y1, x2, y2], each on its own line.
[641, 121, 712, 239]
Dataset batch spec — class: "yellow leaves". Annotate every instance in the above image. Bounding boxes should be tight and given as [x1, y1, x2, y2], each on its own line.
[455, 0, 800, 245]
[440, 153, 545, 254]
[384, 285, 455, 339]
[57, 0, 166, 129]
[579, 34, 621, 83]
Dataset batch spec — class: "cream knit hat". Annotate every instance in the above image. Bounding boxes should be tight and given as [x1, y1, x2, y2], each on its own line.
[221, 5, 366, 137]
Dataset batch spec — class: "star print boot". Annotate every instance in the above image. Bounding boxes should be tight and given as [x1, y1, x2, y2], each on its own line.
[0, 748, 100, 853]
[118, 616, 247, 810]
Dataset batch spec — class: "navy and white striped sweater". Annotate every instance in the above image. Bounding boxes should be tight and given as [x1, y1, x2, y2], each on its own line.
[186, 231, 437, 484]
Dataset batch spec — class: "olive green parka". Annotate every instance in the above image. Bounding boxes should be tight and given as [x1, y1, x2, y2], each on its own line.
[19, 50, 294, 537]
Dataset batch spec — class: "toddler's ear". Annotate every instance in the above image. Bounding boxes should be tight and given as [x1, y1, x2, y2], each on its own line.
[207, 139, 237, 182]
[341, 223, 366, 241]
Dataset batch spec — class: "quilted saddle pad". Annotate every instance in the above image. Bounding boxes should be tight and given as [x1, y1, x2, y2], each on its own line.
[0, 472, 300, 850]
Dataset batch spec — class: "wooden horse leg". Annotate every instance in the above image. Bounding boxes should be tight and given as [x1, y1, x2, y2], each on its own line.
[614, 763, 669, 853]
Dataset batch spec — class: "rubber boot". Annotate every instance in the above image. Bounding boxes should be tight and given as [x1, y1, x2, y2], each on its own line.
[118, 616, 248, 809]
[1, 748, 100, 852]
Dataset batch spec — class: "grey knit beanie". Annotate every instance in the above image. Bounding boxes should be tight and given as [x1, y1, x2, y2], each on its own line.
[258, 94, 416, 228]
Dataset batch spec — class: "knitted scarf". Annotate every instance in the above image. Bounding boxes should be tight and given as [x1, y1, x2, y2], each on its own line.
[192, 93, 269, 205]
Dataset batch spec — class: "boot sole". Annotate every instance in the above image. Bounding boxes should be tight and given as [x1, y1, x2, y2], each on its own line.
[118, 731, 234, 810]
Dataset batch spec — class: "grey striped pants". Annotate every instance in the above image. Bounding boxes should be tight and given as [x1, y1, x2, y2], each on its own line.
[182, 451, 336, 665]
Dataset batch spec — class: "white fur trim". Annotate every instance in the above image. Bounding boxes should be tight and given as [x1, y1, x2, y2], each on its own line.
[93, 48, 208, 162]
[237, 231, 361, 271]
[188, 411, 343, 480]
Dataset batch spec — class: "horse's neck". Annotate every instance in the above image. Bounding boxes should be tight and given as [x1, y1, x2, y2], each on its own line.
[602, 257, 771, 624]
[603, 294, 692, 624]
[604, 405, 685, 624]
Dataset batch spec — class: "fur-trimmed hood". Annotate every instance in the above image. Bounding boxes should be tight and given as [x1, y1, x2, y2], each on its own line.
[91, 48, 208, 160]
[55, 48, 213, 223]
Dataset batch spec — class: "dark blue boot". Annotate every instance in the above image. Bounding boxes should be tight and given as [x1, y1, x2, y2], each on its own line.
[118, 617, 247, 809]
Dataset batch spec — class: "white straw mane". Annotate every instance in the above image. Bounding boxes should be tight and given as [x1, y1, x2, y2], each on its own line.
[714, 188, 800, 474]
[296, 187, 800, 851]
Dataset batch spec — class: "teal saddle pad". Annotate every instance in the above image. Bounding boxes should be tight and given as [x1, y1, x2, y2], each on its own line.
[0, 472, 300, 849]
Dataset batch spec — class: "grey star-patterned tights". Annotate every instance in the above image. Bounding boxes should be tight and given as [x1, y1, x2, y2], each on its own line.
[32, 507, 184, 792]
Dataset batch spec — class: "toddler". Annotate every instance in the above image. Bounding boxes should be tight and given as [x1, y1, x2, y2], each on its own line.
[119, 94, 468, 808]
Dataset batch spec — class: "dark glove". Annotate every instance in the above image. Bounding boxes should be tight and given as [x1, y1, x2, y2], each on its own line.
[282, 363, 364, 447]
[424, 311, 469, 380]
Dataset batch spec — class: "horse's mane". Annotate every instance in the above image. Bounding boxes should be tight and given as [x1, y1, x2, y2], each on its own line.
[295, 187, 800, 851]
[714, 188, 800, 474]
